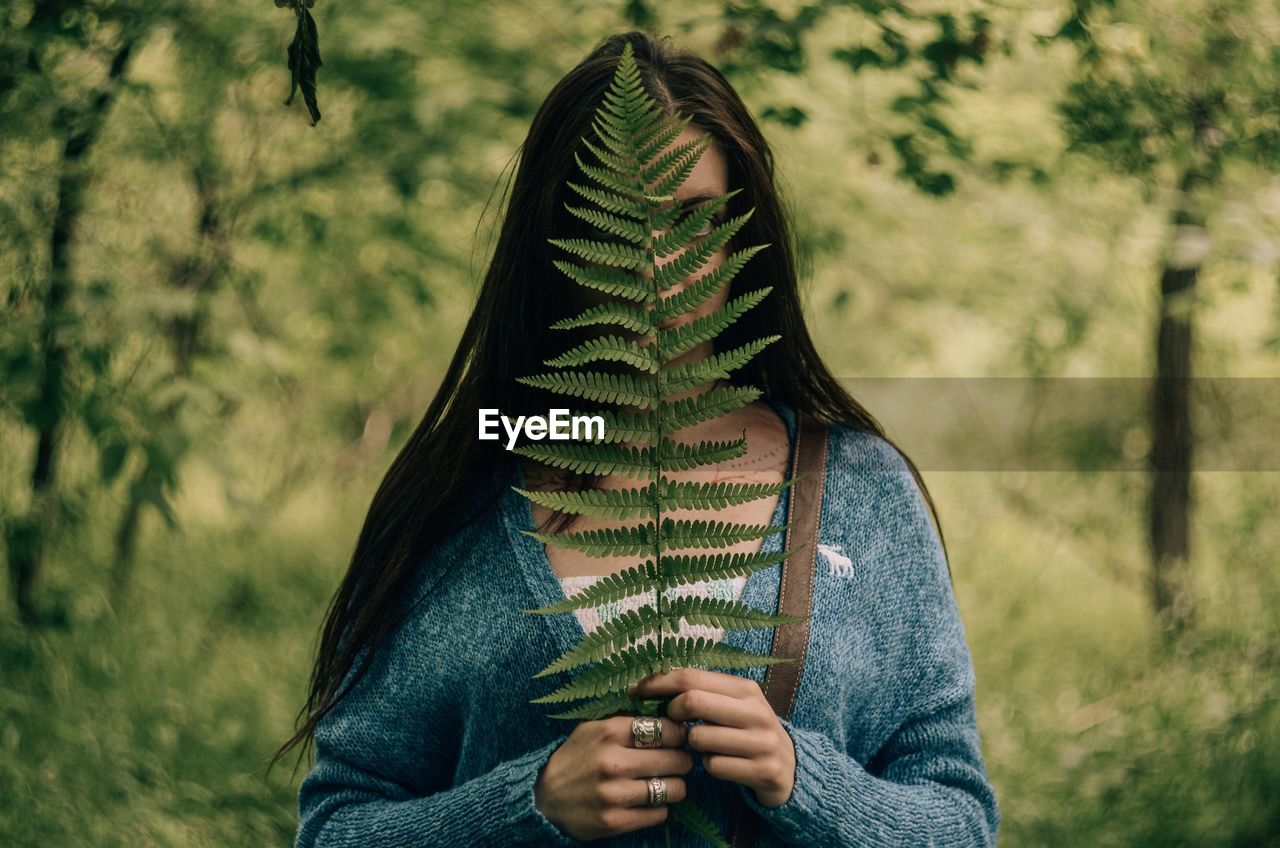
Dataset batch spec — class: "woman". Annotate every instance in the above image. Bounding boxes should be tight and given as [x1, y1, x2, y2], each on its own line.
[278, 30, 999, 847]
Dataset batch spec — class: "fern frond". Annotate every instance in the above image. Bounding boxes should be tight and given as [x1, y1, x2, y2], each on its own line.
[660, 287, 774, 360]
[544, 690, 660, 721]
[657, 436, 748, 471]
[652, 209, 755, 290]
[522, 44, 798, 846]
[662, 335, 781, 397]
[560, 207, 649, 247]
[652, 190, 740, 258]
[670, 799, 731, 848]
[641, 134, 710, 187]
[523, 523, 656, 557]
[658, 518, 785, 552]
[511, 442, 653, 479]
[547, 237, 648, 272]
[529, 636, 793, 704]
[534, 597, 806, 680]
[580, 134, 635, 179]
[666, 595, 809, 631]
[544, 334, 657, 372]
[573, 150, 643, 198]
[529, 639, 663, 703]
[655, 244, 769, 321]
[549, 300, 652, 334]
[514, 484, 657, 520]
[659, 385, 762, 431]
[565, 180, 647, 220]
[521, 559, 661, 613]
[550, 261, 651, 304]
[636, 111, 695, 166]
[533, 603, 667, 677]
[662, 547, 802, 585]
[658, 478, 795, 511]
[647, 135, 713, 199]
[516, 370, 651, 407]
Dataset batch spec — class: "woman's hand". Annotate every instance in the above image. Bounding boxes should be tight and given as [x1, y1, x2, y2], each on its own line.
[628, 668, 797, 808]
[535, 714, 693, 841]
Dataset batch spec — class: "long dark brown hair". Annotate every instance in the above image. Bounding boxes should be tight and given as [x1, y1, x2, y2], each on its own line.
[271, 29, 951, 772]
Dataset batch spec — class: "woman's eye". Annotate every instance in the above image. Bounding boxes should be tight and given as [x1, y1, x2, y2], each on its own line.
[686, 214, 720, 239]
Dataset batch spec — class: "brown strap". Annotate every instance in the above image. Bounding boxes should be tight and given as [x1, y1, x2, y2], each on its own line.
[730, 409, 829, 848]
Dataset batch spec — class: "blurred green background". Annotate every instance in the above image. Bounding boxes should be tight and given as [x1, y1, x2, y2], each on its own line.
[2, 1, 1279, 845]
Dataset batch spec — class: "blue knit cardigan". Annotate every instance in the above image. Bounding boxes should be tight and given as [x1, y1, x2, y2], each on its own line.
[294, 401, 1000, 847]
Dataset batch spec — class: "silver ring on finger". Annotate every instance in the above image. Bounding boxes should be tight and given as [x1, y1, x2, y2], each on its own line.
[632, 716, 662, 748]
[645, 776, 668, 807]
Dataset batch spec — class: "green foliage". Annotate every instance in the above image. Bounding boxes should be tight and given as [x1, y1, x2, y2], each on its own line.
[512, 42, 804, 846]
[1051, 0, 1280, 179]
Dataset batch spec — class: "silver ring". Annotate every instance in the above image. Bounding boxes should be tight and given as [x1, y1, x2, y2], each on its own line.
[631, 716, 662, 749]
[645, 776, 667, 807]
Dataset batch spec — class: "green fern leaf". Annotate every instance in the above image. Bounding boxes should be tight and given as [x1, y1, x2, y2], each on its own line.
[641, 133, 709, 187]
[660, 288, 774, 360]
[655, 244, 769, 321]
[516, 370, 652, 407]
[523, 523, 656, 557]
[658, 478, 795, 511]
[547, 237, 649, 272]
[511, 443, 653, 478]
[564, 180, 647, 219]
[636, 111, 695, 165]
[574, 150, 644, 197]
[533, 603, 668, 677]
[513, 484, 657, 520]
[544, 334, 657, 372]
[544, 690, 659, 721]
[517, 43, 798, 847]
[670, 799, 731, 848]
[531, 636, 794, 705]
[579, 133, 635, 178]
[530, 640, 664, 703]
[652, 190, 739, 258]
[658, 518, 785, 551]
[665, 595, 809, 631]
[652, 209, 755, 291]
[589, 408, 656, 444]
[659, 385, 762, 431]
[549, 299, 652, 333]
[662, 335, 781, 396]
[661, 548, 803, 585]
[521, 560, 662, 614]
[647, 135, 713, 198]
[656, 436, 748, 471]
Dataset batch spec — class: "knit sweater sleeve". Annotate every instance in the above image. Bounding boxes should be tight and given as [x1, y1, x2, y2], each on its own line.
[294, 608, 587, 847]
[734, 435, 1000, 847]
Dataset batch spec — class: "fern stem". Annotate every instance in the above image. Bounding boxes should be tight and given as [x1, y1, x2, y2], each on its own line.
[646, 162, 665, 667]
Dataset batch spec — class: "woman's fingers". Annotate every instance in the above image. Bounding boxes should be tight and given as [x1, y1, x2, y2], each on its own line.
[668, 689, 761, 730]
[611, 714, 688, 748]
[602, 746, 693, 780]
[616, 774, 688, 808]
[684, 722, 759, 757]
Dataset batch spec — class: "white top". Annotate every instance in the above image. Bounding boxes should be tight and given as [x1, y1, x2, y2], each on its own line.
[557, 574, 749, 649]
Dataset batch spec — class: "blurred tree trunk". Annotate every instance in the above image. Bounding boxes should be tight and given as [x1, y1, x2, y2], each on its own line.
[1149, 167, 1204, 635]
[110, 155, 230, 602]
[7, 38, 136, 626]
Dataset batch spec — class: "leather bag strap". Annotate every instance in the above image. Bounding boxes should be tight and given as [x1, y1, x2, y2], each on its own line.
[729, 409, 830, 848]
